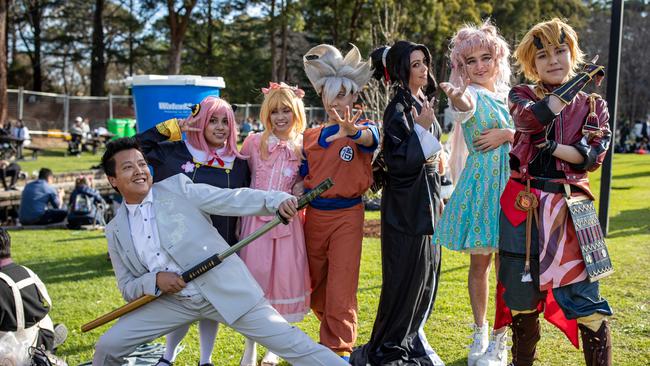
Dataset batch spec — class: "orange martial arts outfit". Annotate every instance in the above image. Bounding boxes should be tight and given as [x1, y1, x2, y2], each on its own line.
[300, 122, 378, 356]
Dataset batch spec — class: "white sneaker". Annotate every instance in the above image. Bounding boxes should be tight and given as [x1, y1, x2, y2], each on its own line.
[261, 350, 280, 366]
[476, 330, 509, 366]
[468, 322, 489, 366]
[53, 323, 68, 349]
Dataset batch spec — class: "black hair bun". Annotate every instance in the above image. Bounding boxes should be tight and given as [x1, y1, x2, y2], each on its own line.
[370, 46, 389, 81]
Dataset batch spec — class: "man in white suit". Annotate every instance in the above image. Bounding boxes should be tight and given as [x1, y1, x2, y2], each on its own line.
[92, 138, 348, 366]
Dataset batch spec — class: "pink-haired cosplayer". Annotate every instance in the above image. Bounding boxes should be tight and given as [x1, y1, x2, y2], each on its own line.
[135, 96, 251, 366]
[432, 20, 515, 366]
[185, 96, 247, 161]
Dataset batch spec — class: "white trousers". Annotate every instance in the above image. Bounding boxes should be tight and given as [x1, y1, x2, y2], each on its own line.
[92, 295, 347, 366]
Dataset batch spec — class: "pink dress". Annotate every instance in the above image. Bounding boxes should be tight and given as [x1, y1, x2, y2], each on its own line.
[239, 133, 310, 322]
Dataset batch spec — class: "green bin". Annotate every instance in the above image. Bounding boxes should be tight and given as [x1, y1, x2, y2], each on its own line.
[107, 119, 127, 140]
[124, 118, 137, 137]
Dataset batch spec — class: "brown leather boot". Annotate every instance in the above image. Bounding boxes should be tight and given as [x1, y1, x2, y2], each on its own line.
[579, 321, 612, 366]
[509, 312, 541, 366]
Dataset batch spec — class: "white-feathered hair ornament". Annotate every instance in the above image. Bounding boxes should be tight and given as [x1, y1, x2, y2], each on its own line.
[303, 44, 372, 106]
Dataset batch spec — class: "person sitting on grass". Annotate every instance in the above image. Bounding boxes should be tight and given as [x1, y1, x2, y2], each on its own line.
[0, 228, 68, 365]
[67, 176, 107, 229]
[19, 168, 67, 226]
[0, 158, 21, 191]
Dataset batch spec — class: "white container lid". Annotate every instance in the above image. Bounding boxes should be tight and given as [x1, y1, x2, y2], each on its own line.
[126, 74, 226, 88]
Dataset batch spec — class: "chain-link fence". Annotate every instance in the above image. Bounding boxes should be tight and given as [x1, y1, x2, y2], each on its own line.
[7, 88, 135, 132]
[7, 89, 332, 132]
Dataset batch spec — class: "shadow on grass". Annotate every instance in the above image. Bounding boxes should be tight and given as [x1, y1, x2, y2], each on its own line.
[22, 252, 113, 284]
[358, 285, 382, 292]
[446, 358, 469, 366]
[39, 149, 67, 158]
[613, 170, 650, 181]
[611, 185, 632, 190]
[441, 265, 466, 275]
[59, 342, 97, 361]
[54, 235, 105, 243]
[607, 208, 650, 239]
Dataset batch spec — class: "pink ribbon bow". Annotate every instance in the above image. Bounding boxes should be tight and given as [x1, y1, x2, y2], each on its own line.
[261, 82, 305, 99]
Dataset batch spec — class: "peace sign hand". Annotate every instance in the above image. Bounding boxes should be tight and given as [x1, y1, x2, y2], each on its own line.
[178, 117, 202, 133]
[412, 98, 436, 130]
[325, 106, 368, 143]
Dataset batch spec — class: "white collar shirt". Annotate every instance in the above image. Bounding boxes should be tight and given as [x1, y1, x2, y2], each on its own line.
[124, 190, 199, 297]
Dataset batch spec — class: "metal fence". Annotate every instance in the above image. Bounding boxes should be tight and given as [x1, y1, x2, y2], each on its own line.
[7, 89, 330, 132]
[7, 88, 135, 132]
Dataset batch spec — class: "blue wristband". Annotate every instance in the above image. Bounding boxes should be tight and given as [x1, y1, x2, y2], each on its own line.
[349, 130, 362, 140]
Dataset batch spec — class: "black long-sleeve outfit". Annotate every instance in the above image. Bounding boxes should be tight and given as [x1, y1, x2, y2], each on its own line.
[352, 87, 443, 365]
[0, 262, 54, 351]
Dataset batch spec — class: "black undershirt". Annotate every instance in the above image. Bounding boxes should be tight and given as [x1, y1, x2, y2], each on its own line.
[528, 120, 565, 179]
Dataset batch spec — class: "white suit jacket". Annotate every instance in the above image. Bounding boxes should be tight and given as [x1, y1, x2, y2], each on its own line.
[105, 173, 292, 324]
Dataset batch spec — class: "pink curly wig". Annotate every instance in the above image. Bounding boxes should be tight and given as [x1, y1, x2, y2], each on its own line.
[447, 20, 511, 183]
[184, 96, 245, 160]
[448, 20, 511, 94]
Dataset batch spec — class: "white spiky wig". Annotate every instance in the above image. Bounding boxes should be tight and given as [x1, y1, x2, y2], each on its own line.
[303, 44, 372, 106]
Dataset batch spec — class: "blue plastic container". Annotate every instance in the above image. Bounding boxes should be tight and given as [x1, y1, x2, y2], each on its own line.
[128, 75, 226, 133]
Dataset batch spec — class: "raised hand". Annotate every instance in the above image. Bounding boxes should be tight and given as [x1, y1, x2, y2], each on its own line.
[584, 55, 605, 87]
[439, 68, 472, 112]
[439, 75, 470, 101]
[325, 106, 368, 143]
[178, 117, 202, 133]
[412, 97, 436, 130]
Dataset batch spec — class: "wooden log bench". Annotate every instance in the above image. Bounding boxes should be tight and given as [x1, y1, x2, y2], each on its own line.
[0, 174, 115, 226]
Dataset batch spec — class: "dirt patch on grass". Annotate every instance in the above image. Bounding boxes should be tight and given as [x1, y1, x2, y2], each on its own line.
[364, 219, 381, 238]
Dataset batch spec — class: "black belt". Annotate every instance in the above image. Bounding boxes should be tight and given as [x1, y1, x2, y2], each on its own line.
[499, 250, 539, 260]
[513, 178, 582, 194]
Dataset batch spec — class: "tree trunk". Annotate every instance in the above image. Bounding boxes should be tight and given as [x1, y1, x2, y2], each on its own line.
[166, 0, 197, 75]
[128, 0, 133, 76]
[9, 0, 15, 67]
[0, 0, 7, 127]
[90, 0, 105, 96]
[269, 0, 277, 81]
[278, 0, 287, 81]
[332, 0, 338, 47]
[348, 0, 363, 43]
[206, 0, 213, 72]
[28, 0, 42, 91]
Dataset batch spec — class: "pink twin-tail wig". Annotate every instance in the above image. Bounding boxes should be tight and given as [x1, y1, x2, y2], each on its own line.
[447, 20, 511, 183]
[448, 19, 511, 94]
[184, 96, 246, 160]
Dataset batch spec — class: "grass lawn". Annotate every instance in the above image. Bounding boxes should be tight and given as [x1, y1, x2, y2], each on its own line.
[7, 153, 650, 365]
[19, 149, 102, 176]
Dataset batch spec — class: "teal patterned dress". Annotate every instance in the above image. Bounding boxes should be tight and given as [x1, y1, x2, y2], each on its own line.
[433, 85, 512, 253]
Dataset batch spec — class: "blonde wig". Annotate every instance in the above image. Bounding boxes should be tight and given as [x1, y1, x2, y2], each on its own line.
[303, 44, 372, 106]
[259, 83, 306, 160]
[514, 18, 585, 84]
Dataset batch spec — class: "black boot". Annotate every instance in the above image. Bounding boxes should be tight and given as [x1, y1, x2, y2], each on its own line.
[509, 311, 541, 366]
[579, 321, 612, 366]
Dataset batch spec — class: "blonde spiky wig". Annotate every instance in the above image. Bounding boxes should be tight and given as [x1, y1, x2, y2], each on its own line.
[303, 44, 372, 106]
[259, 83, 306, 160]
[514, 18, 584, 83]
